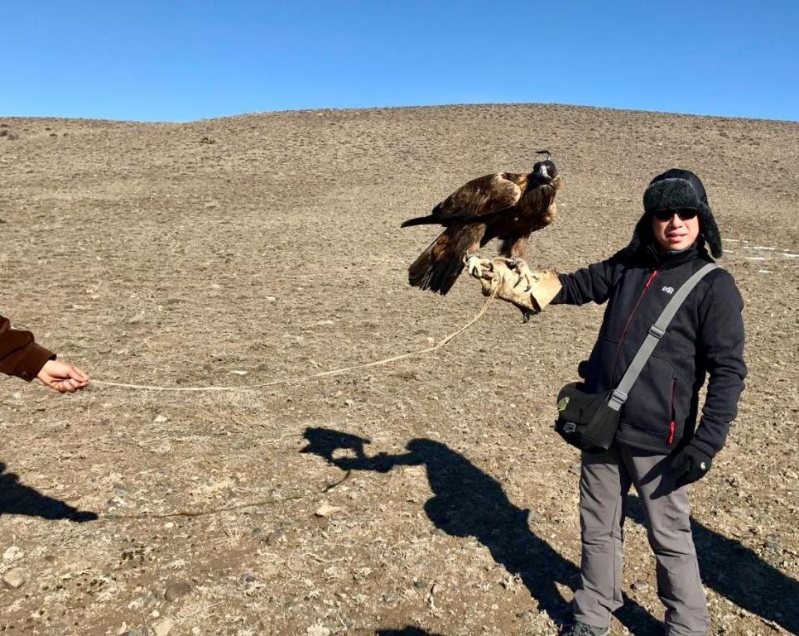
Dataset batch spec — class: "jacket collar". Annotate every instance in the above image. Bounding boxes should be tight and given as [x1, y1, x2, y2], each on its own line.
[638, 242, 710, 270]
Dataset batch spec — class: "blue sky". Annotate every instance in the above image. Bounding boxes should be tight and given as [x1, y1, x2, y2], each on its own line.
[2, 1, 797, 123]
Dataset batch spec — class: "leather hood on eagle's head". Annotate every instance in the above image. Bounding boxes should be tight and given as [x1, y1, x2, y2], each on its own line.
[627, 168, 723, 258]
[530, 158, 558, 185]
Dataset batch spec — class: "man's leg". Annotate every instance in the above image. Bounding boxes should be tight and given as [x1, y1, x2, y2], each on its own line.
[621, 447, 710, 636]
[572, 446, 630, 627]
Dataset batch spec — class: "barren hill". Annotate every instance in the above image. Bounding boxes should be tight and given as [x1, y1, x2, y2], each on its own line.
[1, 104, 797, 635]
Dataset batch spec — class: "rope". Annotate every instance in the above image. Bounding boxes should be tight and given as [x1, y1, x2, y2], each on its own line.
[98, 472, 353, 521]
[91, 287, 499, 393]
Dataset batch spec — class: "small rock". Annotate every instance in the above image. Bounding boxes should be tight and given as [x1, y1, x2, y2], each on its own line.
[230, 370, 248, 376]
[306, 627, 330, 636]
[3, 546, 24, 561]
[153, 618, 174, 636]
[266, 296, 276, 302]
[343, 399, 355, 408]
[631, 581, 650, 592]
[265, 528, 286, 545]
[765, 537, 783, 552]
[315, 503, 342, 518]
[164, 581, 192, 602]
[3, 567, 28, 589]
[568, 463, 581, 475]
[413, 580, 428, 590]
[154, 415, 168, 423]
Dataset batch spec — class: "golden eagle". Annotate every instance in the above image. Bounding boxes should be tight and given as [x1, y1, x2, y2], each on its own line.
[401, 151, 562, 295]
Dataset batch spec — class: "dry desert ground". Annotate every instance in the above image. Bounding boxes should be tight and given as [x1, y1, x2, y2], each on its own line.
[1, 104, 798, 635]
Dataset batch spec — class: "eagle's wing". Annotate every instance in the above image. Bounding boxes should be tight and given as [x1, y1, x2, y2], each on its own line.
[432, 173, 524, 221]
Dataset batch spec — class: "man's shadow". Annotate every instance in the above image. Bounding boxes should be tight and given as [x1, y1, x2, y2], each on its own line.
[302, 427, 660, 633]
[627, 495, 798, 634]
[0, 461, 97, 522]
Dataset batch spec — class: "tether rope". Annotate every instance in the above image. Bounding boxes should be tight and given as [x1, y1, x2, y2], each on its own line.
[39, 266, 554, 526]
[87, 290, 498, 520]
[91, 287, 498, 393]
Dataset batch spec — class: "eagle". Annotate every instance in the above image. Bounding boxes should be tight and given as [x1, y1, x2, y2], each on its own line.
[401, 150, 562, 295]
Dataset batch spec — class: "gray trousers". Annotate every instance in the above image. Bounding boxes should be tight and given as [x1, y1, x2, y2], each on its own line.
[572, 444, 710, 636]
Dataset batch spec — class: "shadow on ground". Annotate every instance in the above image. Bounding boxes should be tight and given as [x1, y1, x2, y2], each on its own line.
[302, 427, 660, 634]
[376, 628, 443, 636]
[0, 461, 97, 522]
[627, 494, 798, 634]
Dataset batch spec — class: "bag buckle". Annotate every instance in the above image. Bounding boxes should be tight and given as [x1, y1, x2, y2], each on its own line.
[607, 389, 628, 411]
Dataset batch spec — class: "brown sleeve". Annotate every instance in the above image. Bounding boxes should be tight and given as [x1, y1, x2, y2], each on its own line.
[0, 314, 56, 382]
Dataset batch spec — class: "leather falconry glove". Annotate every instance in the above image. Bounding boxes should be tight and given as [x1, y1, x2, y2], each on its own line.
[672, 441, 713, 488]
[474, 258, 562, 320]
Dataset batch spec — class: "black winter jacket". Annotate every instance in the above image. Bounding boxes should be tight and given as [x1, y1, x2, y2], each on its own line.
[552, 244, 746, 456]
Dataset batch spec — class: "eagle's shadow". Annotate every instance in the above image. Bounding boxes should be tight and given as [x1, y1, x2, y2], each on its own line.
[301, 427, 659, 633]
[0, 461, 98, 522]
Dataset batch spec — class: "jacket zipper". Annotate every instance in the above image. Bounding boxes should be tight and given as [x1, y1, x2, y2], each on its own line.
[610, 269, 659, 383]
[668, 379, 676, 444]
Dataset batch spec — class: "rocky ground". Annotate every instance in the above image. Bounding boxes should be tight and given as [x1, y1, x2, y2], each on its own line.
[0, 104, 797, 635]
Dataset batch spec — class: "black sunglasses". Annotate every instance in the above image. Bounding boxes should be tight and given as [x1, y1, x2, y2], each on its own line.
[653, 208, 698, 221]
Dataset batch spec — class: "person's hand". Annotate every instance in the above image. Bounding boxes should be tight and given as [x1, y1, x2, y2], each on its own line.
[36, 360, 90, 393]
[672, 441, 712, 488]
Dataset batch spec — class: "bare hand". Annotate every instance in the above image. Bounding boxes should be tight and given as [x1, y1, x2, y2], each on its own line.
[37, 360, 90, 393]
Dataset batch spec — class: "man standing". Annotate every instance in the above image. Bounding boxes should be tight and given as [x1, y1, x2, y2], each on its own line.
[551, 169, 746, 636]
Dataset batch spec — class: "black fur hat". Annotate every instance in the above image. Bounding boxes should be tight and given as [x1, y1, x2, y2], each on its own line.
[628, 168, 722, 258]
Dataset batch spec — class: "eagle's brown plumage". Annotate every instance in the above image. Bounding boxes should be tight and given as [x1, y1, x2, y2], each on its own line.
[402, 152, 562, 295]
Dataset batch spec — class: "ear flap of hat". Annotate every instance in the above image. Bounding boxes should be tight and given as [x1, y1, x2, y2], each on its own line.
[625, 213, 652, 256]
[698, 201, 722, 258]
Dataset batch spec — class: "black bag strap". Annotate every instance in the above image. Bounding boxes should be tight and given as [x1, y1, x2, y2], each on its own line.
[607, 263, 718, 412]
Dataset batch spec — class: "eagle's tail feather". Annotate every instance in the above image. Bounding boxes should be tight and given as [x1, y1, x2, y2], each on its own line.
[408, 239, 464, 295]
[400, 214, 437, 228]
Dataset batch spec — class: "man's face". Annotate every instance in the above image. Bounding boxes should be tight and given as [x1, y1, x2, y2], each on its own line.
[651, 209, 700, 252]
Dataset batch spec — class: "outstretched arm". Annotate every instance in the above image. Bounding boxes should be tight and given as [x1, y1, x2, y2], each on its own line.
[0, 314, 54, 381]
[1, 314, 90, 392]
[552, 249, 627, 306]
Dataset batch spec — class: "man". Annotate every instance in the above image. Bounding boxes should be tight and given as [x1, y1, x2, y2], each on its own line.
[1, 314, 89, 392]
[551, 169, 746, 636]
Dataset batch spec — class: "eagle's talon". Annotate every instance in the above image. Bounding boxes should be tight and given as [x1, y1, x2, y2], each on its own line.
[501, 256, 536, 291]
[522, 309, 534, 323]
[465, 253, 490, 279]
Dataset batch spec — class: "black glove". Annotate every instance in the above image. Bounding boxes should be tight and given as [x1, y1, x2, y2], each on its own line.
[672, 442, 713, 488]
